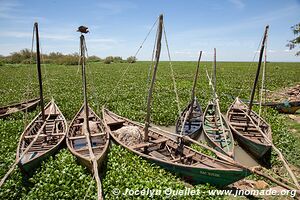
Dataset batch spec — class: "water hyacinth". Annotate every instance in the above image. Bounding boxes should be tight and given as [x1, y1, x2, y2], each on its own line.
[0, 61, 299, 199]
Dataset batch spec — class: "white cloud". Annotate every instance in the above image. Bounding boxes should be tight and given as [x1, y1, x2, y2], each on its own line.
[228, 0, 245, 9]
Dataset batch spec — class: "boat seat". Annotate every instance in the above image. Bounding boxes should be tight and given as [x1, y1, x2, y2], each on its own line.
[171, 153, 195, 162]
[151, 138, 168, 144]
[76, 145, 105, 152]
[106, 120, 125, 126]
[131, 138, 168, 149]
[24, 133, 65, 139]
[149, 150, 170, 161]
[68, 132, 106, 140]
[131, 142, 151, 149]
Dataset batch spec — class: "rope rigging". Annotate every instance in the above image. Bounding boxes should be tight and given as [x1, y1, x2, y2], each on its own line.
[102, 17, 159, 108]
[162, 24, 182, 126]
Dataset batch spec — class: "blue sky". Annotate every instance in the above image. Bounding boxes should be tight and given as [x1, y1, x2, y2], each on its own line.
[0, 0, 299, 61]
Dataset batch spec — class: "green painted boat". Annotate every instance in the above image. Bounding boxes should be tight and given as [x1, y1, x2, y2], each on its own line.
[227, 98, 272, 160]
[203, 48, 234, 158]
[16, 100, 67, 174]
[203, 101, 235, 158]
[103, 108, 251, 187]
[265, 100, 300, 114]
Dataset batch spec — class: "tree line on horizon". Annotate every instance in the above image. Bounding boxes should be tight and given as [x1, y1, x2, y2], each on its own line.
[0, 49, 137, 66]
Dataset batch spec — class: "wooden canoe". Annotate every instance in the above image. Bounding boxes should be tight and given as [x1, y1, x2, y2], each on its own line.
[103, 108, 250, 187]
[263, 100, 300, 114]
[66, 104, 109, 173]
[227, 98, 272, 160]
[16, 100, 67, 174]
[0, 98, 40, 118]
[240, 99, 300, 114]
[203, 102, 235, 158]
[175, 98, 203, 139]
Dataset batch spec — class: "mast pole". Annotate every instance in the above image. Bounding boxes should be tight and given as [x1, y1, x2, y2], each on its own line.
[187, 51, 202, 128]
[248, 25, 269, 117]
[213, 48, 217, 102]
[190, 51, 202, 103]
[144, 14, 163, 142]
[34, 22, 46, 132]
[80, 34, 90, 133]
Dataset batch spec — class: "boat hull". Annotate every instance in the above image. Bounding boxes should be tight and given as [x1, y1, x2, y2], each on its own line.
[265, 101, 300, 114]
[175, 99, 203, 139]
[227, 98, 272, 160]
[104, 109, 251, 188]
[203, 103, 234, 158]
[16, 101, 67, 175]
[18, 141, 63, 174]
[0, 98, 40, 118]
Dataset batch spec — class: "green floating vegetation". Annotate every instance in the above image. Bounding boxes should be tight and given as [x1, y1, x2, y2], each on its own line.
[103, 144, 220, 199]
[0, 61, 299, 199]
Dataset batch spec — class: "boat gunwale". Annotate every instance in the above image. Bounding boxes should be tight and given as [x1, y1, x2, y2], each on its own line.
[226, 97, 272, 147]
[203, 101, 235, 158]
[16, 100, 67, 165]
[175, 98, 203, 137]
[66, 104, 110, 164]
[103, 108, 246, 173]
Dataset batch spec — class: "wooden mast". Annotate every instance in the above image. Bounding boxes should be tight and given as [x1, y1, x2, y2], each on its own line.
[144, 14, 163, 142]
[247, 25, 269, 117]
[79, 30, 103, 200]
[34, 22, 46, 135]
[187, 51, 202, 128]
[213, 48, 217, 101]
[80, 35, 90, 133]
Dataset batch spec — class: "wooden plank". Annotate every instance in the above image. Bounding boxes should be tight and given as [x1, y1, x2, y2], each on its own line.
[24, 133, 65, 139]
[171, 153, 195, 162]
[69, 132, 106, 140]
[76, 145, 105, 152]
[149, 150, 170, 160]
[131, 142, 151, 149]
[151, 138, 168, 144]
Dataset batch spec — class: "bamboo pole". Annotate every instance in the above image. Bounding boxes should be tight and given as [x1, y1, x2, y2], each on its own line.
[206, 68, 230, 154]
[186, 51, 202, 129]
[79, 31, 103, 200]
[190, 51, 202, 104]
[80, 35, 90, 133]
[0, 118, 48, 187]
[144, 14, 163, 142]
[34, 22, 46, 135]
[238, 106, 300, 189]
[213, 48, 217, 101]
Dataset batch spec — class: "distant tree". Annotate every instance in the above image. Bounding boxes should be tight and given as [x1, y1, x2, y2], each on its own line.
[88, 55, 101, 62]
[113, 56, 123, 62]
[104, 56, 114, 64]
[286, 23, 300, 56]
[126, 56, 137, 63]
